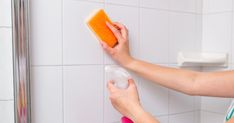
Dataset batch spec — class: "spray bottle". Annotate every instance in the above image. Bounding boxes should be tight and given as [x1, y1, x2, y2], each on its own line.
[105, 65, 134, 123]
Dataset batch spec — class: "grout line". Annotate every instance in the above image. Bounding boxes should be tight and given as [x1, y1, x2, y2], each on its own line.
[31, 63, 171, 67]
[154, 110, 199, 117]
[200, 110, 226, 115]
[61, 0, 65, 122]
[72, 0, 104, 4]
[72, 0, 202, 15]
[0, 26, 12, 28]
[0, 99, 14, 101]
[103, 2, 106, 123]
[230, 1, 234, 66]
[203, 11, 234, 15]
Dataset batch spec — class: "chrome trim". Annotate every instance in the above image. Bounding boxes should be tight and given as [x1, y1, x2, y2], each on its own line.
[12, 0, 31, 123]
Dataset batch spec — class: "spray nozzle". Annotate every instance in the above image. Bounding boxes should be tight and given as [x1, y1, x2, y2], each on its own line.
[105, 65, 131, 89]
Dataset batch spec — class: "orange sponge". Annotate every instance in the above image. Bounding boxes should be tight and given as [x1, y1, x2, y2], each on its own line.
[86, 9, 118, 48]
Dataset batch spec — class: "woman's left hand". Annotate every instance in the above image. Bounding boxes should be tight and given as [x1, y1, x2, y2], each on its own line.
[107, 78, 142, 120]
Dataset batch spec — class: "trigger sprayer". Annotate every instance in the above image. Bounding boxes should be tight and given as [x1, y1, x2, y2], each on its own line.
[105, 66, 134, 123]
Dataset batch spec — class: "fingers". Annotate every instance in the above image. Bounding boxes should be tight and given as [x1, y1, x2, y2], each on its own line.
[107, 81, 118, 93]
[106, 22, 123, 41]
[100, 41, 115, 55]
[113, 22, 128, 39]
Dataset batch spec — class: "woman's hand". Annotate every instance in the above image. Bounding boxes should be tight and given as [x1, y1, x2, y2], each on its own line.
[101, 22, 134, 67]
[107, 78, 142, 120]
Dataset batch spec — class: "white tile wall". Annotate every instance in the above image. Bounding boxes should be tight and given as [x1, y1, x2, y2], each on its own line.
[140, 0, 169, 9]
[106, 0, 139, 6]
[169, 0, 197, 13]
[169, 90, 194, 114]
[139, 8, 169, 64]
[63, 66, 103, 123]
[30, 0, 62, 65]
[31, 67, 63, 123]
[0, 1, 14, 122]
[200, 111, 225, 123]
[63, 1, 104, 65]
[203, 0, 233, 14]
[0, 28, 13, 100]
[169, 112, 194, 123]
[0, 0, 11, 27]
[169, 13, 200, 63]
[156, 115, 169, 123]
[139, 77, 169, 116]
[29, 0, 234, 123]
[201, 97, 232, 114]
[202, 12, 232, 55]
[232, 12, 234, 64]
[0, 101, 14, 123]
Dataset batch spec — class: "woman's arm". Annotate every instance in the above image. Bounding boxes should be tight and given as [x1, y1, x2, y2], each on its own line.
[126, 59, 234, 97]
[103, 22, 234, 98]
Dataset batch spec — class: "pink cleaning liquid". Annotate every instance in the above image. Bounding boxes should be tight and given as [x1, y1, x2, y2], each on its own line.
[121, 116, 134, 123]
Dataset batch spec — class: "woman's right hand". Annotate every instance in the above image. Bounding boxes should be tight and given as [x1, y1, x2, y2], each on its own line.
[100, 22, 134, 67]
[107, 78, 142, 120]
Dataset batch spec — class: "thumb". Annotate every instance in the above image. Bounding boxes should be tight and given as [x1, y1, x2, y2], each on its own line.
[128, 78, 136, 87]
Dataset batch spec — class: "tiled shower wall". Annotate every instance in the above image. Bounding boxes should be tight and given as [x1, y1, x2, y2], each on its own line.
[30, 0, 202, 123]
[0, 0, 14, 123]
[199, 0, 234, 123]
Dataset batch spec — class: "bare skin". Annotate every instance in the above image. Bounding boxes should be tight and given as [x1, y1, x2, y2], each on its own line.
[102, 21, 234, 123]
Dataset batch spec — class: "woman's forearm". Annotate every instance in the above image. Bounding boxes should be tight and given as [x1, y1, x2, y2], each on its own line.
[125, 58, 201, 95]
[125, 58, 234, 97]
[130, 105, 160, 123]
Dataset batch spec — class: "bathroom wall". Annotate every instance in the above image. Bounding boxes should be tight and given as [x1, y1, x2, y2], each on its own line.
[200, 0, 234, 123]
[0, 0, 15, 123]
[30, 0, 203, 123]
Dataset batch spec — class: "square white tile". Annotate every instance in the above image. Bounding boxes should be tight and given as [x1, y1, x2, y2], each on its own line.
[202, 13, 232, 59]
[169, 12, 200, 63]
[106, 0, 138, 6]
[169, 0, 197, 13]
[30, 0, 62, 65]
[232, 12, 234, 64]
[201, 96, 232, 114]
[64, 65, 104, 123]
[156, 115, 169, 123]
[0, 28, 13, 100]
[169, 112, 194, 123]
[104, 4, 139, 64]
[140, 8, 169, 64]
[194, 111, 201, 123]
[169, 90, 195, 114]
[139, 77, 169, 116]
[31, 66, 63, 123]
[194, 96, 201, 110]
[200, 111, 225, 123]
[0, 0, 11, 26]
[63, 1, 104, 65]
[80, 0, 104, 2]
[203, 0, 233, 14]
[140, 0, 169, 9]
[0, 101, 14, 123]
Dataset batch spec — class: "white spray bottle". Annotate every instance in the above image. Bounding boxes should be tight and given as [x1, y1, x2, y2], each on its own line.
[105, 65, 134, 123]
